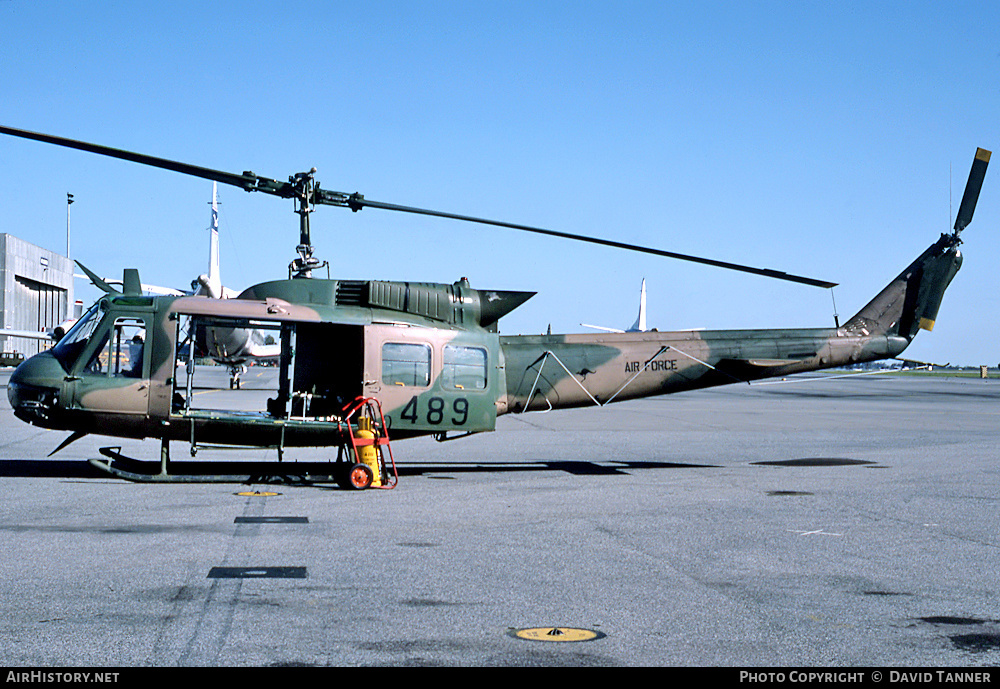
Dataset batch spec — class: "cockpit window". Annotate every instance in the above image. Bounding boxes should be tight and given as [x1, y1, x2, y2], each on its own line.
[87, 318, 146, 377]
[50, 302, 107, 369]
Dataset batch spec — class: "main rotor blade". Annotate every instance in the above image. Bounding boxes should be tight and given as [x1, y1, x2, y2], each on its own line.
[0, 125, 290, 197]
[954, 147, 991, 233]
[348, 197, 839, 288]
[0, 124, 837, 287]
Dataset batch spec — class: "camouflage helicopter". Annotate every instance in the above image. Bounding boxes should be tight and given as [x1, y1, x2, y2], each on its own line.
[1, 126, 990, 488]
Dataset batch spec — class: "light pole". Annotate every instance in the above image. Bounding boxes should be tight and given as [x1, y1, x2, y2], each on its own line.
[66, 193, 74, 319]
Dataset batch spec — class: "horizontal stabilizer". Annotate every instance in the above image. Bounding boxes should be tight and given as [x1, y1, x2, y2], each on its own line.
[743, 358, 813, 367]
[581, 324, 626, 333]
[714, 357, 816, 381]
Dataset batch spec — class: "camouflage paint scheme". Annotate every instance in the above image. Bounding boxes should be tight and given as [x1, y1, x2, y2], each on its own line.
[3, 129, 986, 462]
[6, 229, 965, 454]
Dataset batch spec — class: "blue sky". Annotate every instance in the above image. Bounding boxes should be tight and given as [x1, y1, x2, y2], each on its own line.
[1, 1, 997, 364]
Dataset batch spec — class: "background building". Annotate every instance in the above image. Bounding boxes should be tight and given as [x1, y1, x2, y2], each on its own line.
[0, 234, 74, 357]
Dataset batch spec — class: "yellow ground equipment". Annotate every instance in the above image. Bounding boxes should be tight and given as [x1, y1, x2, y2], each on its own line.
[338, 397, 397, 490]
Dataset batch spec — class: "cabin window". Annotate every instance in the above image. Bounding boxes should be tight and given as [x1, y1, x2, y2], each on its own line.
[442, 345, 487, 390]
[382, 342, 431, 387]
[87, 318, 146, 378]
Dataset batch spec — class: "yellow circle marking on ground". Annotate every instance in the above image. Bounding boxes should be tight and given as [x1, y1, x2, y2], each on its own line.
[511, 627, 605, 642]
[236, 490, 281, 497]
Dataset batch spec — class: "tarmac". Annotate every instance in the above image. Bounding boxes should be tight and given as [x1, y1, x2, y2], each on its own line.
[1, 368, 999, 667]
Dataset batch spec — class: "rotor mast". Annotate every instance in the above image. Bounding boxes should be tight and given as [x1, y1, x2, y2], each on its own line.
[288, 167, 327, 279]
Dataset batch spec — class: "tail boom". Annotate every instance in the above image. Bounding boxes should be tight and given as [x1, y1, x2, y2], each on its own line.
[499, 325, 909, 413]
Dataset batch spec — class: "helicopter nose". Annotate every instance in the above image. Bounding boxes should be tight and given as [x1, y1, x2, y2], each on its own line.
[7, 352, 65, 426]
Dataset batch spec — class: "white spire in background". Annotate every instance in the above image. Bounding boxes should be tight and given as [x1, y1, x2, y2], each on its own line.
[207, 182, 222, 298]
[630, 278, 647, 333]
[195, 182, 226, 299]
[580, 278, 650, 333]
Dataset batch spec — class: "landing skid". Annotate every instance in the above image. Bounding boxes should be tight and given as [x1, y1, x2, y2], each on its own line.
[89, 446, 344, 484]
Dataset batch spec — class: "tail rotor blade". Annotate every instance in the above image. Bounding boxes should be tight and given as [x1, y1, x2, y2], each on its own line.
[954, 148, 991, 233]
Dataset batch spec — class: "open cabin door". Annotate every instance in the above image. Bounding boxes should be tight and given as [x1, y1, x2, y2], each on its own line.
[281, 322, 365, 418]
[167, 296, 498, 449]
[173, 315, 365, 421]
[167, 295, 372, 451]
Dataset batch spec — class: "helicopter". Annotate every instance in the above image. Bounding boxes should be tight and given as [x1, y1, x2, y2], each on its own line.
[0, 125, 990, 488]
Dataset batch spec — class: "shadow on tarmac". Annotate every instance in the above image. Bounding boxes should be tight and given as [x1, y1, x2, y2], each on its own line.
[0, 458, 716, 480]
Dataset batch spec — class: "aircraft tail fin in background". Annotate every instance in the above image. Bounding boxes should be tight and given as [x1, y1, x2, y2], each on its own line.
[206, 181, 221, 297]
[582, 279, 650, 333]
[194, 183, 238, 299]
[629, 278, 647, 332]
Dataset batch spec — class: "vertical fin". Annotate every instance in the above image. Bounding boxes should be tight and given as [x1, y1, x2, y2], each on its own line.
[845, 147, 988, 341]
[207, 182, 222, 298]
[194, 183, 224, 298]
[630, 278, 647, 332]
[122, 268, 142, 296]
